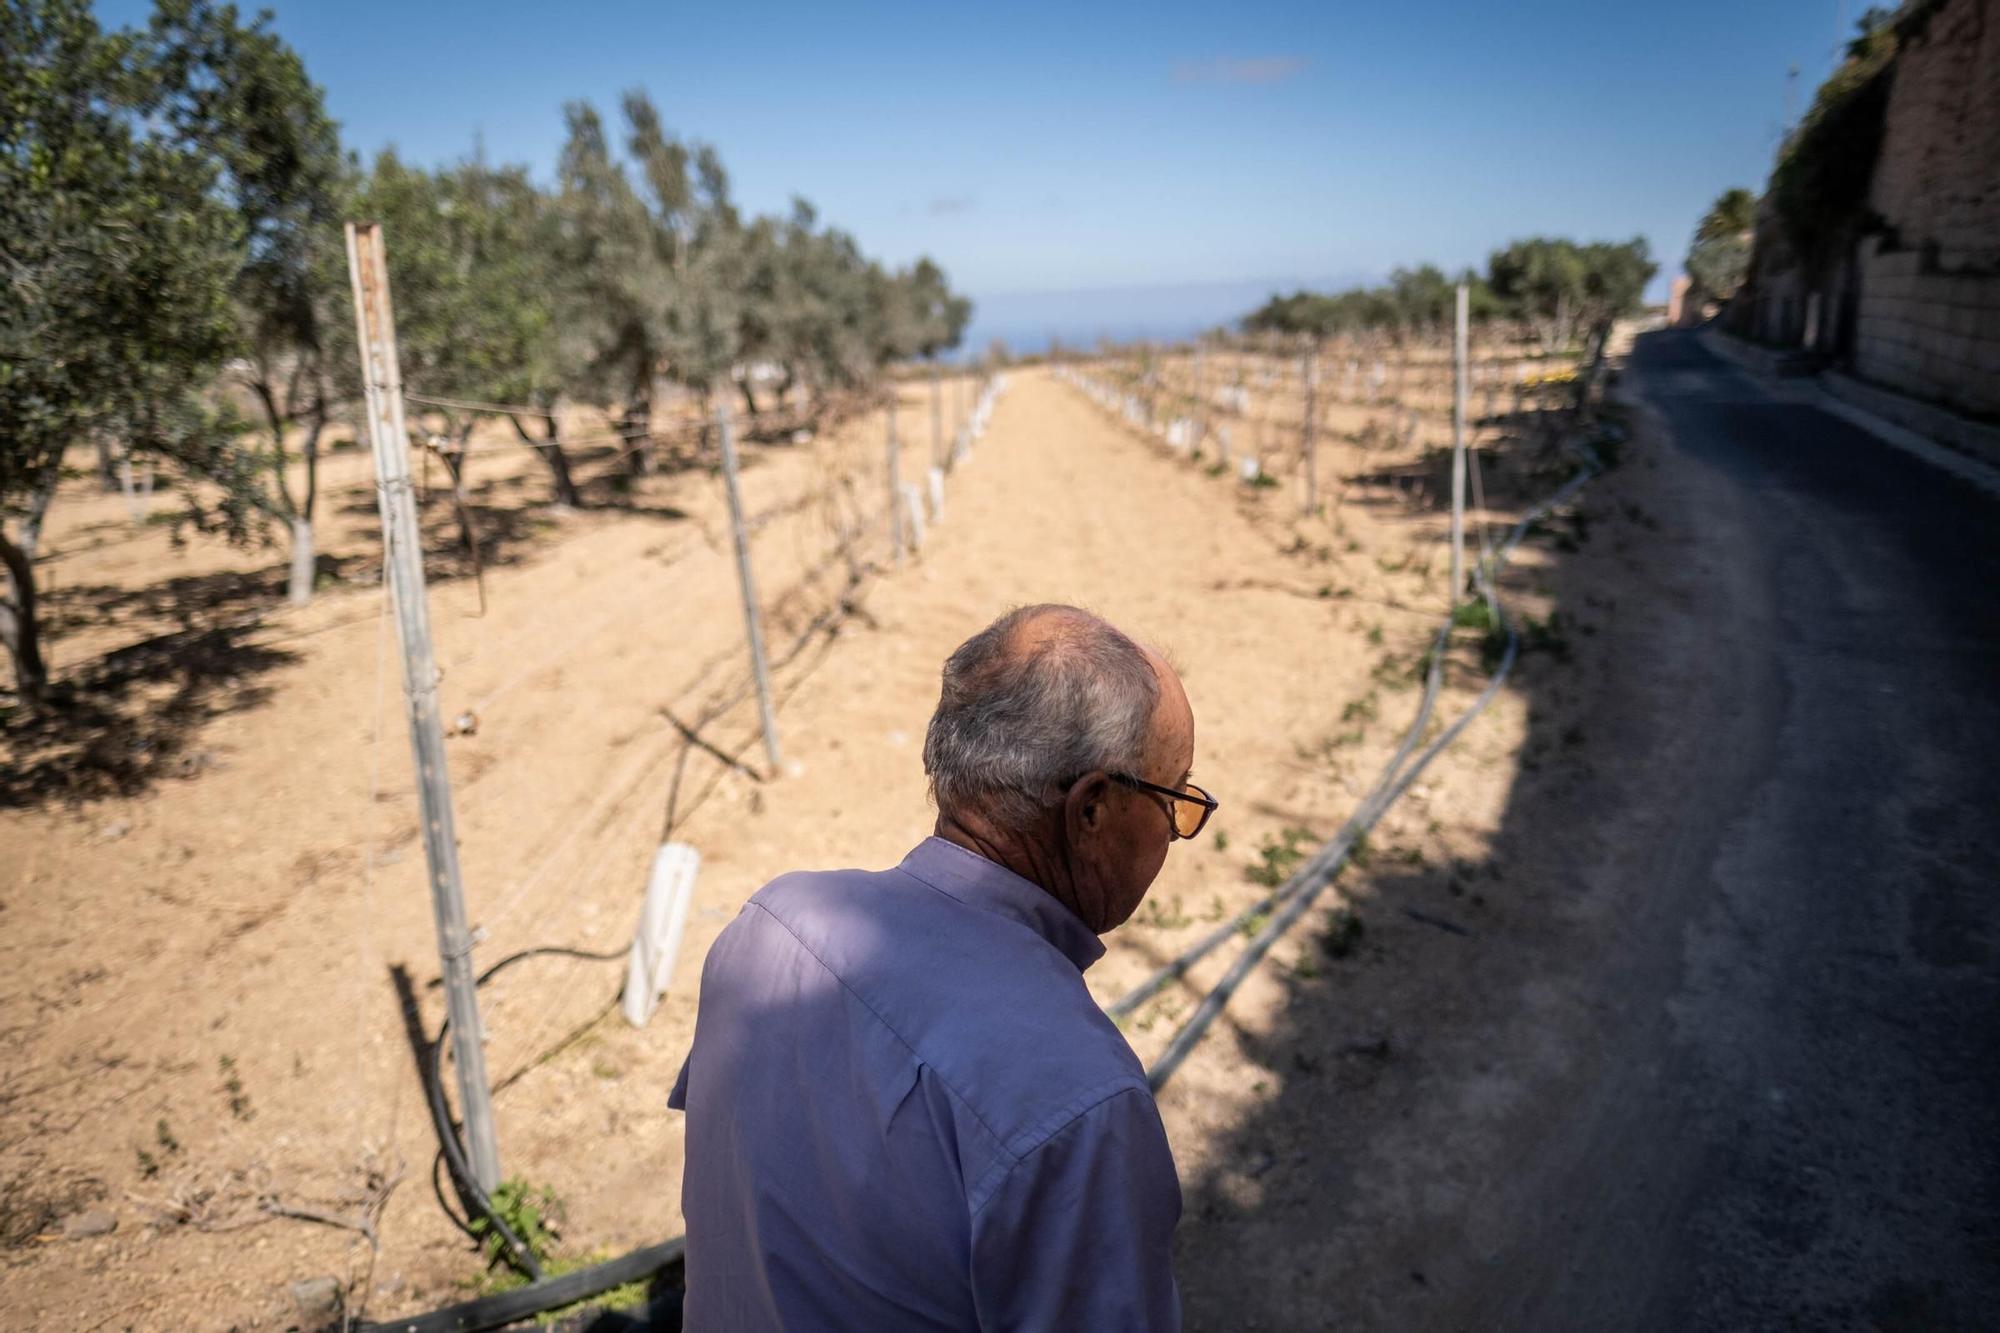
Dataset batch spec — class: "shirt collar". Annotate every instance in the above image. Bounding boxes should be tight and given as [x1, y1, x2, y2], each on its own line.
[897, 836, 1106, 974]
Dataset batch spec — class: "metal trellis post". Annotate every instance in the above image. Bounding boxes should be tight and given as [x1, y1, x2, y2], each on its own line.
[931, 360, 944, 470]
[344, 221, 502, 1192]
[887, 392, 904, 567]
[1301, 341, 1319, 516]
[716, 401, 783, 774]
[1451, 282, 1470, 606]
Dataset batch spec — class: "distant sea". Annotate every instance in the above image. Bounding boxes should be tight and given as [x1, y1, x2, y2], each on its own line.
[954, 275, 1371, 360]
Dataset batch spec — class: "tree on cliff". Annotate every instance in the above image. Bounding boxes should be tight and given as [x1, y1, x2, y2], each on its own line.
[1686, 188, 1757, 304]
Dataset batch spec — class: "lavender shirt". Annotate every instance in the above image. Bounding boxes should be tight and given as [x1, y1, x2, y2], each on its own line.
[669, 837, 1182, 1330]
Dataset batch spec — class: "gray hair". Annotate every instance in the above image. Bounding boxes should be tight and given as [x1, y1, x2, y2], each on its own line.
[923, 604, 1160, 829]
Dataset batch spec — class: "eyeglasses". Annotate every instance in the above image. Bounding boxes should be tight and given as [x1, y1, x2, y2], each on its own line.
[1108, 772, 1218, 840]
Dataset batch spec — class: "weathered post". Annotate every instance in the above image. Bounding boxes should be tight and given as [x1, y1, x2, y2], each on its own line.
[716, 400, 782, 773]
[1301, 340, 1319, 516]
[1451, 282, 1469, 606]
[886, 390, 904, 567]
[931, 360, 944, 470]
[344, 221, 501, 1191]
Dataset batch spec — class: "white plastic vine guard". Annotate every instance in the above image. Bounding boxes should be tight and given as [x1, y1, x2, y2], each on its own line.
[622, 841, 701, 1028]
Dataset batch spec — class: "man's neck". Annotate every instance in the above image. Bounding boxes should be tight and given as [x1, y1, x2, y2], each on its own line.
[935, 811, 1092, 926]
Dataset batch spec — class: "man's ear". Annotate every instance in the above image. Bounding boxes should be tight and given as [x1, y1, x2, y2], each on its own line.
[1063, 772, 1112, 842]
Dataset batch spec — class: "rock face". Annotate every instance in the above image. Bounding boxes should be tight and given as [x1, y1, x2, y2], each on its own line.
[60, 1209, 117, 1239]
[288, 1276, 343, 1327]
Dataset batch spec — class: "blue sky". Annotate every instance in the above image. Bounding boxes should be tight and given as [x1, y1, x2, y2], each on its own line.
[101, 0, 1855, 348]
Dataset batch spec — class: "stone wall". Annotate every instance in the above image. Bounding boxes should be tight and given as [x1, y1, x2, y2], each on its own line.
[1849, 0, 2000, 419]
[1868, 0, 2000, 267]
[1852, 242, 2000, 417]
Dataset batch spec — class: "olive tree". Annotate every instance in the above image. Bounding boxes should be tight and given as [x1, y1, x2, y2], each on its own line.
[149, 0, 352, 605]
[1, 0, 241, 698]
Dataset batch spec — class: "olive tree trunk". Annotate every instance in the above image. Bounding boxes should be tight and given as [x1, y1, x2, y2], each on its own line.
[1, 528, 48, 702]
[509, 412, 579, 509]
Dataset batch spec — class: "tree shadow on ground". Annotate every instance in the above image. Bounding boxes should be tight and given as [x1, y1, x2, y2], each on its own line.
[1162, 393, 1628, 1330]
[7, 433, 721, 806]
[38, 565, 352, 643]
[0, 619, 297, 808]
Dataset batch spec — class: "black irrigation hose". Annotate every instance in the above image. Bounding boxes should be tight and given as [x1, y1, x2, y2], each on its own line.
[1125, 429, 1607, 1090]
[1106, 621, 1450, 1021]
[357, 1238, 686, 1333]
[426, 1018, 543, 1281]
[422, 945, 632, 1282]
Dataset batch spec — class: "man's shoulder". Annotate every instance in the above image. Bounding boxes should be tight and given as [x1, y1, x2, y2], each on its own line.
[734, 861, 1147, 1156]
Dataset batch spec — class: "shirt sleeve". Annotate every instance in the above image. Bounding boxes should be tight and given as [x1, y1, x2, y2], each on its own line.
[969, 1084, 1182, 1331]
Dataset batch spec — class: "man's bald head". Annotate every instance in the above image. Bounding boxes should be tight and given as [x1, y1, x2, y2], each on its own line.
[923, 604, 1161, 830]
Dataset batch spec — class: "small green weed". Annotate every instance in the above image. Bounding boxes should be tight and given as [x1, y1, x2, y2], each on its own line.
[1246, 827, 1316, 889]
[1321, 908, 1364, 958]
[1451, 599, 1497, 632]
[475, 1178, 563, 1272]
[1487, 612, 1572, 670]
[218, 1055, 252, 1121]
[1137, 895, 1192, 930]
[140, 1117, 183, 1176]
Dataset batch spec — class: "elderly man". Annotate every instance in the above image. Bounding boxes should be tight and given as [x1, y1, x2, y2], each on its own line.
[669, 603, 1213, 1329]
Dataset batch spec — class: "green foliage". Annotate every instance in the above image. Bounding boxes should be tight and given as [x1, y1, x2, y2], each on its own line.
[1696, 188, 1758, 242]
[217, 1053, 252, 1120]
[1, 0, 239, 521]
[1451, 598, 1497, 631]
[3, 0, 350, 689]
[475, 1178, 563, 1272]
[3, 2, 962, 693]
[362, 152, 566, 420]
[1487, 237, 1655, 353]
[461, 1180, 655, 1322]
[1321, 908, 1364, 959]
[1766, 4, 1925, 273]
[552, 91, 969, 436]
[1246, 238, 1647, 353]
[1243, 264, 1499, 338]
[1686, 188, 1756, 302]
[1247, 827, 1316, 888]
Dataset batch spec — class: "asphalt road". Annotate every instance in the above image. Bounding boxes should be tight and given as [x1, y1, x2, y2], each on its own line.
[1585, 331, 2000, 1329]
[1175, 329, 2000, 1331]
